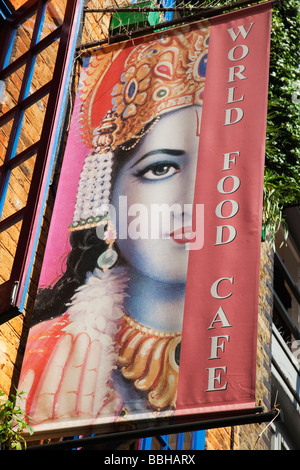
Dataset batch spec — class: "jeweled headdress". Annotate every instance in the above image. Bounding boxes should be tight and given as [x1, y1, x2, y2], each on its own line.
[70, 23, 210, 269]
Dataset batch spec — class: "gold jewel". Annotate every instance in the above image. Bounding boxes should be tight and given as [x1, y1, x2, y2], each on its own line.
[119, 115, 161, 152]
[117, 314, 182, 410]
[80, 26, 210, 151]
[97, 219, 118, 271]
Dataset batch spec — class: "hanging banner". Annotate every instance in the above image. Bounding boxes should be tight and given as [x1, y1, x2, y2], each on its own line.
[18, 2, 272, 437]
[176, 2, 272, 417]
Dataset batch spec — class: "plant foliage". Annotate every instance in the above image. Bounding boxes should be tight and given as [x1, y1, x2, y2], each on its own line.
[262, 0, 300, 240]
[266, 0, 300, 203]
[0, 389, 33, 450]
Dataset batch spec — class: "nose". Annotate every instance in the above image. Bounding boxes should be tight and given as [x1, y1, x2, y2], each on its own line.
[171, 190, 194, 230]
[173, 140, 199, 228]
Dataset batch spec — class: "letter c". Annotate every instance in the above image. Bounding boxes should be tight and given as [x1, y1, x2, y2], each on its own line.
[211, 277, 234, 299]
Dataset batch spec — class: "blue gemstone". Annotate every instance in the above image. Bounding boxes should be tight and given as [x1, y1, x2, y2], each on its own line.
[128, 81, 136, 98]
[198, 54, 208, 77]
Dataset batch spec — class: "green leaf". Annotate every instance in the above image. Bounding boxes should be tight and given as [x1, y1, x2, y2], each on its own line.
[0, 388, 34, 450]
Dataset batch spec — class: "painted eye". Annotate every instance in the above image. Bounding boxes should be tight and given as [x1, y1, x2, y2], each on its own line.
[136, 162, 181, 181]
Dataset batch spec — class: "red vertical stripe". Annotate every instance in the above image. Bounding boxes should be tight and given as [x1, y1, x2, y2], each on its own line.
[176, 3, 272, 416]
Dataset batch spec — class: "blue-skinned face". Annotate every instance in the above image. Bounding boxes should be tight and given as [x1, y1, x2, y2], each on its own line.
[111, 105, 202, 284]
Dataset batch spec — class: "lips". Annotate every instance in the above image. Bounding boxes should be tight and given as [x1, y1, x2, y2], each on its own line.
[170, 226, 196, 244]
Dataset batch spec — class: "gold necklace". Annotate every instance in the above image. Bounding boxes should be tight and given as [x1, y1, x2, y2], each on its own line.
[117, 314, 181, 410]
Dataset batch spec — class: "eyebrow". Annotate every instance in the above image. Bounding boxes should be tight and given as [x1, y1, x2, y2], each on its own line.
[130, 149, 184, 168]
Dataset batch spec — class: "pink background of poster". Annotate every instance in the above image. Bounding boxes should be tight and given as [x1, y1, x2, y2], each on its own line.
[38, 101, 87, 287]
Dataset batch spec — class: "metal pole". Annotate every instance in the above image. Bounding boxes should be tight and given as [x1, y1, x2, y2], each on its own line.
[84, 7, 211, 12]
[83, 0, 280, 14]
[27, 409, 281, 450]
[78, 0, 280, 53]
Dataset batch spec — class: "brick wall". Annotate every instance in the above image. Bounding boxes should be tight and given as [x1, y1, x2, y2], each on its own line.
[0, 315, 24, 395]
[206, 427, 238, 450]
[0, 1, 61, 399]
[0, 190, 54, 397]
[238, 240, 274, 450]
